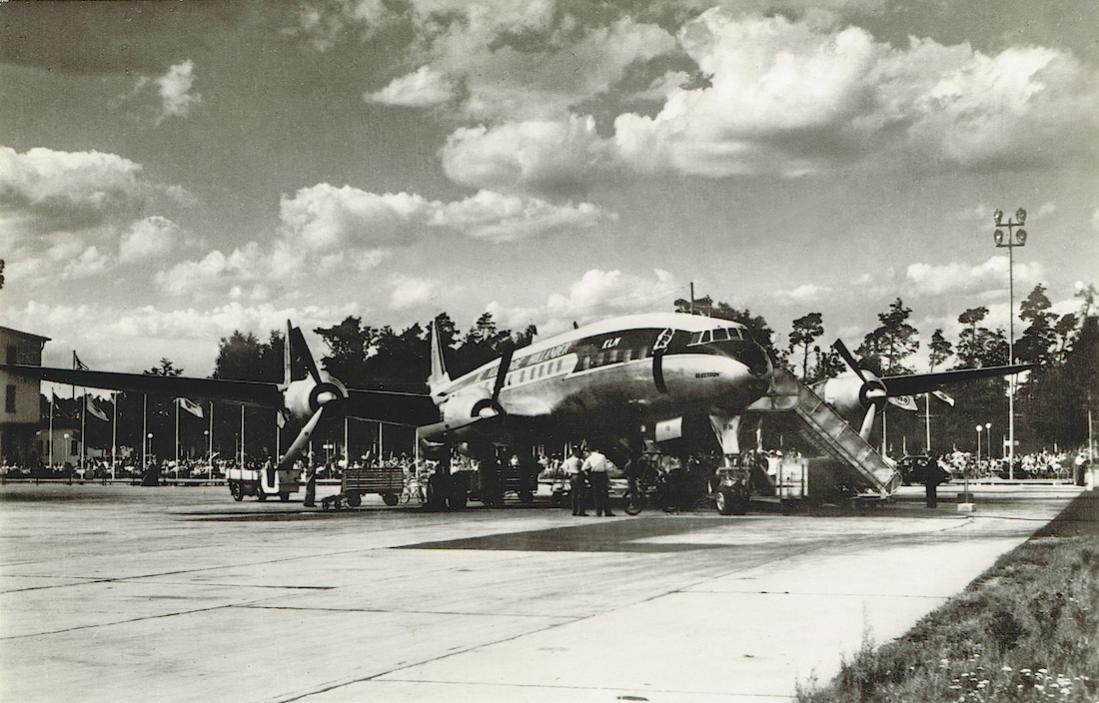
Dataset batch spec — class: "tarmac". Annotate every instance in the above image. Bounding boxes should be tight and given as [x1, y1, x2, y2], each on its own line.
[0, 481, 1083, 702]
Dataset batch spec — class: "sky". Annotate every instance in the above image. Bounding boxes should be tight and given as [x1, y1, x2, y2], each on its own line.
[1, 0, 1097, 377]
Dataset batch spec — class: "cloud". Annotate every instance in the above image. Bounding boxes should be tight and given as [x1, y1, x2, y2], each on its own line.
[154, 245, 261, 297]
[1091, 208, 1099, 232]
[366, 65, 456, 108]
[279, 183, 614, 247]
[0, 146, 149, 232]
[119, 216, 182, 263]
[440, 115, 610, 194]
[388, 274, 439, 310]
[775, 283, 833, 306]
[905, 256, 1044, 296]
[486, 268, 680, 334]
[4, 300, 360, 373]
[153, 60, 202, 122]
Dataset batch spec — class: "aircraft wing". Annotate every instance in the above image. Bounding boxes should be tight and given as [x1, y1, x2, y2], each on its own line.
[1, 364, 283, 408]
[339, 388, 440, 426]
[882, 363, 1035, 397]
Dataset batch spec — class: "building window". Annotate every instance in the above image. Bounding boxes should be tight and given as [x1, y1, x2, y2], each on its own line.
[5, 385, 15, 413]
[5, 346, 15, 364]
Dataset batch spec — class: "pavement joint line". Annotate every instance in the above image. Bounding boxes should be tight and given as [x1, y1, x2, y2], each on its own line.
[359, 677, 798, 700]
[233, 604, 578, 619]
[680, 589, 950, 600]
[0, 603, 237, 640]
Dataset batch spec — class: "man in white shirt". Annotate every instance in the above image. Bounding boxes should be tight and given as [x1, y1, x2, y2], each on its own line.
[563, 448, 586, 516]
[582, 446, 615, 517]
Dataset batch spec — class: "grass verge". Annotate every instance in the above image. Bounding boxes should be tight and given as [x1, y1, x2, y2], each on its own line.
[797, 491, 1098, 702]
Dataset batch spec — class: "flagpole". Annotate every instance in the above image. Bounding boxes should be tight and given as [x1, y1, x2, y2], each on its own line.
[240, 405, 245, 467]
[175, 398, 180, 470]
[111, 393, 117, 481]
[925, 393, 932, 452]
[208, 401, 214, 481]
[378, 421, 384, 462]
[343, 417, 349, 467]
[80, 390, 87, 471]
[142, 394, 147, 469]
[49, 392, 54, 469]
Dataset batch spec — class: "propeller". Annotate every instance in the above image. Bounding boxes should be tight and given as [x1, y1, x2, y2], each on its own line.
[832, 339, 888, 441]
[277, 325, 346, 469]
[474, 341, 515, 419]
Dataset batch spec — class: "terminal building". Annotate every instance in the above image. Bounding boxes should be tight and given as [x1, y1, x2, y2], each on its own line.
[0, 326, 49, 466]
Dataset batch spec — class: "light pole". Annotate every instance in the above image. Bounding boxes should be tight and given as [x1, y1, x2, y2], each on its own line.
[971, 424, 981, 502]
[993, 207, 1027, 480]
[984, 422, 992, 472]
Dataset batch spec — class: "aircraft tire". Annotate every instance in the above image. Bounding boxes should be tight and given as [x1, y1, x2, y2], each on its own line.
[346, 491, 362, 508]
[382, 493, 399, 506]
[230, 482, 244, 502]
[716, 489, 736, 516]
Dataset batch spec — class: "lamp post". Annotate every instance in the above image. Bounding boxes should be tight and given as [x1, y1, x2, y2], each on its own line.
[971, 424, 982, 502]
[984, 422, 992, 473]
[992, 207, 1027, 480]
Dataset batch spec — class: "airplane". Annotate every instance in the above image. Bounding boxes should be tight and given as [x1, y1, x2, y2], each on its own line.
[2, 312, 1031, 506]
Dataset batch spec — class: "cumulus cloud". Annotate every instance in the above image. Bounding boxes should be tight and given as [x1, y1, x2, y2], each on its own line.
[154, 60, 202, 122]
[486, 268, 679, 334]
[154, 245, 260, 297]
[4, 300, 360, 373]
[279, 183, 613, 248]
[366, 65, 456, 108]
[119, 216, 182, 263]
[440, 115, 610, 193]
[775, 283, 834, 305]
[905, 256, 1044, 297]
[388, 273, 439, 310]
[0, 146, 148, 232]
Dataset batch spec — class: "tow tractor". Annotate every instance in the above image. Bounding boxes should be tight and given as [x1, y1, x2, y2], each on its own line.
[226, 464, 302, 502]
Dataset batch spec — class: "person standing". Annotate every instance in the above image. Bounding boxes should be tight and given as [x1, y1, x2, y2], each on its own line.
[563, 448, 587, 516]
[582, 445, 615, 517]
[302, 461, 317, 507]
[924, 453, 949, 508]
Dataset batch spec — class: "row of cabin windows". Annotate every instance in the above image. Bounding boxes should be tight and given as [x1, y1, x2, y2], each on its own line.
[576, 346, 651, 372]
[498, 357, 568, 388]
[688, 327, 747, 346]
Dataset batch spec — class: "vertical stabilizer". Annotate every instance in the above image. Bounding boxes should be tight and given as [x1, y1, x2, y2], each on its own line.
[429, 318, 451, 396]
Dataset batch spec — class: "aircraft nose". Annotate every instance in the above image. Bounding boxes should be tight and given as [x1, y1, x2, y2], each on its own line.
[734, 342, 771, 378]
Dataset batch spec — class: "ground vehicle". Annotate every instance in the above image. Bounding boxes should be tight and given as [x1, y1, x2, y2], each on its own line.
[400, 472, 427, 505]
[321, 465, 405, 509]
[226, 465, 301, 502]
[897, 454, 931, 485]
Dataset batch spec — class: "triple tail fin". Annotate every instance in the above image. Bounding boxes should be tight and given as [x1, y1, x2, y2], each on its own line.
[428, 318, 452, 396]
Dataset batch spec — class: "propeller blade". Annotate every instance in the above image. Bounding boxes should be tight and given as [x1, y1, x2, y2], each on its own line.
[290, 326, 322, 383]
[832, 339, 867, 382]
[491, 344, 515, 402]
[278, 406, 326, 469]
[652, 349, 668, 394]
[283, 320, 293, 387]
[858, 403, 877, 442]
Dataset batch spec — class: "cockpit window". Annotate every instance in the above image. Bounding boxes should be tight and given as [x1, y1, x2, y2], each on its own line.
[712, 328, 729, 342]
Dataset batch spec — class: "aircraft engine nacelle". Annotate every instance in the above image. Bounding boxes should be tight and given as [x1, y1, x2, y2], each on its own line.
[441, 392, 504, 426]
[281, 374, 348, 422]
[816, 372, 886, 418]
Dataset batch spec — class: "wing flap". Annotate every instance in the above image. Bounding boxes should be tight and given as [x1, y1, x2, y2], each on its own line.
[339, 388, 440, 426]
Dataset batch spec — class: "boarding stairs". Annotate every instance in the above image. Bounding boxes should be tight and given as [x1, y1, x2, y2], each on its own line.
[750, 369, 901, 497]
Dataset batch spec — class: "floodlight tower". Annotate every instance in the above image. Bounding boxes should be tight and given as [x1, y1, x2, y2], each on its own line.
[992, 207, 1027, 480]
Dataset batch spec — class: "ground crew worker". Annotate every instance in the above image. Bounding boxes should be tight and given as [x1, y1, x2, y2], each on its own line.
[563, 448, 586, 516]
[924, 453, 949, 508]
[582, 445, 615, 517]
[302, 462, 317, 507]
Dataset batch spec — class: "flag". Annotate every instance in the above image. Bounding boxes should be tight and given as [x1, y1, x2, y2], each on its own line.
[888, 395, 918, 411]
[85, 396, 109, 422]
[932, 390, 955, 407]
[73, 352, 89, 371]
[179, 397, 204, 418]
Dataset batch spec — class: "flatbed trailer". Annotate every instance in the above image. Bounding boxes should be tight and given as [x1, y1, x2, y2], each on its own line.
[321, 465, 405, 510]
